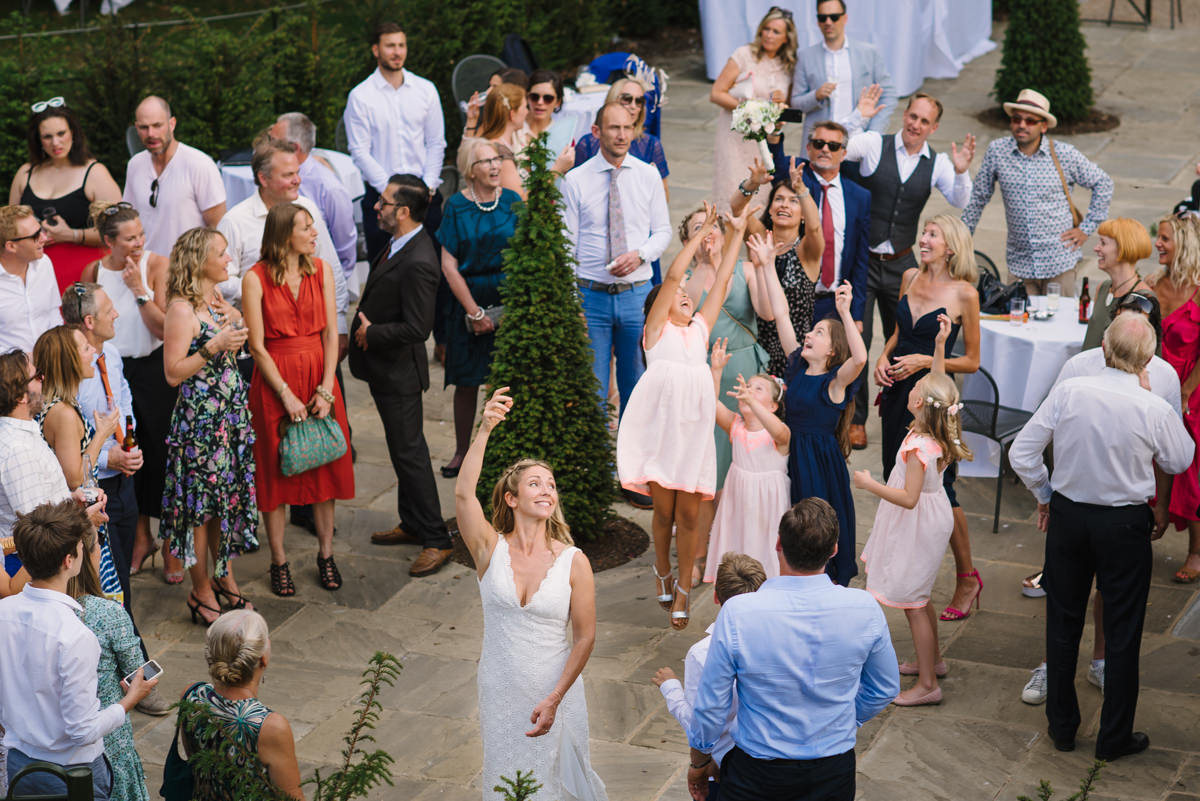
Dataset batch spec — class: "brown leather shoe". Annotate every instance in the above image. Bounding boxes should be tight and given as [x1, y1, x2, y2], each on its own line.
[371, 525, 422, 546]
[849, 424, 868, 450]
[410, 547, 454, 577]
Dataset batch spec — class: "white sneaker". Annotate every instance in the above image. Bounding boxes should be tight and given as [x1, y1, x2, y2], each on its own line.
[1022, 663, 1048, 705]
[1087, 659, 1105, 694]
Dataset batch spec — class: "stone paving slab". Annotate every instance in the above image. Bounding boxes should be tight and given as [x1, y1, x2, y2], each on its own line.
[122, 17, 1200, 801]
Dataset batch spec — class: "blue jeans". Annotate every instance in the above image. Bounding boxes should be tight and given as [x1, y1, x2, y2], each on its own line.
[579, 282, 651, 416]
[6, 749, 112, 801]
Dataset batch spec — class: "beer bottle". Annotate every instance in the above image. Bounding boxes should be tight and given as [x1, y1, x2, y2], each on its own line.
[1078, 277, 1090, 324]
[122, 415, 137, 451]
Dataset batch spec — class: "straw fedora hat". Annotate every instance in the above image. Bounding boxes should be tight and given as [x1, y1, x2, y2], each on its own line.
[1002, 88, 1057, 128]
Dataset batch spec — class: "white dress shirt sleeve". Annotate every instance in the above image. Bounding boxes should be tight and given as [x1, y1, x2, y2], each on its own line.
[844, 130, 883, 175]
[1010, 387, 1060, 504]
[59, 633, 127, 748]
[932, 152, 973, 209]
[636, 173, 672, 264]
[560, 174, 582, 264]
[307, 206, 348, 335]
[215, 213, 244, 304]
[423, 91, 447, 191]
[1154, 407, 1195, 476]
[344, 90, 390, 194]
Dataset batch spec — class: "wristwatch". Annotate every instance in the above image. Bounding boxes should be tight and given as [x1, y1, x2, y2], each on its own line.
[135, 294, 151, 307]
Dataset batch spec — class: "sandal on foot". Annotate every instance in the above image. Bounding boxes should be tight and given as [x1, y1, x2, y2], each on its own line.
[317, 554, 342, 591]
[654, 568, 674, 610]
[212, 578, 254, 608]
[670, 584, 691, 630]
[940, 569, 983, 621]
[1173, 565, 1200, 584]
[269, 563, 296, 597]
[187, 593, 221, 626]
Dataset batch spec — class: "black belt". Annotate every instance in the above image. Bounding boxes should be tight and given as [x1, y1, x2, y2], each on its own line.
[576, 279, 649, 295]
[871, 246, 914, 262]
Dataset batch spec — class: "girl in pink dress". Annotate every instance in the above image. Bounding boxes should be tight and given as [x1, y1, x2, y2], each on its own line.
[618, 202, 750, 629]
[703, 339, 790, 581]
[853, 315, 972, 707]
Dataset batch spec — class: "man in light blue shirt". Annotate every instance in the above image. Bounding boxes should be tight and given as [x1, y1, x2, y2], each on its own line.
[687, 498, 899, 800]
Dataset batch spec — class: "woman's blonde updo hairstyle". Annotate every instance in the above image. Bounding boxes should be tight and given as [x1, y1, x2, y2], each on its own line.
[205, 609, 270, 687]
[490, 460, 573, 546]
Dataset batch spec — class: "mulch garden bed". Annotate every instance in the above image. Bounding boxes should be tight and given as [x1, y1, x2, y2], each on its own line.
[447, 516, 650, 573]
[976, 105, 1121, 134]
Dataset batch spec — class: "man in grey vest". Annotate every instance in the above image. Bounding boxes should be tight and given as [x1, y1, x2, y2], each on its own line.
[842, 92, 976, 450]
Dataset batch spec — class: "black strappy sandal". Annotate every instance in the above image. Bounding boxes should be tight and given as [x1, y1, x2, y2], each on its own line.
[317, 554, 342, 591]
[269, 563, 296, 597]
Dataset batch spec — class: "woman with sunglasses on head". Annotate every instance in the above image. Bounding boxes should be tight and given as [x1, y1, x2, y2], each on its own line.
[438, 139, 522, 478]
[1082, 218, 1159, 351]
[8, 98, 121, 293]
[709, 6, 797, 213]
[1148, 212, 1200, 583]
[80, 201, 186, 587]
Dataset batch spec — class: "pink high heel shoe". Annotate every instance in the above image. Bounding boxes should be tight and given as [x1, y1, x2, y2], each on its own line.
[939, 569, 982, 621]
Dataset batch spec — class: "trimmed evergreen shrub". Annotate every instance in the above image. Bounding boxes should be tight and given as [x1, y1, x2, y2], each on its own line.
[479, 133, 615, 539]
[993, 0, 1093, 123]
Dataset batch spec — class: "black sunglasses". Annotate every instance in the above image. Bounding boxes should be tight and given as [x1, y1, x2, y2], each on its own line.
[1116, 292, 1155, 316]
[617, 93, 646, 107]
[101, 201, 135, 216]
[768, 5, 794, 20]
[25, 370, 44, 387]
[8, 229, 42, 243]
[809, 138, 844, 152]
[817, 12, 844, 23]
[528, 92, 558, 105]
[149, 178, 159, 208]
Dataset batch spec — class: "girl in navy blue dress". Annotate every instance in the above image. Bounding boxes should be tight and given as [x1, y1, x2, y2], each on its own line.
[751, 232, 868, 585]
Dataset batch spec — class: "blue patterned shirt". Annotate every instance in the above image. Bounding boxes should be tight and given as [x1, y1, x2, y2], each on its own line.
[962, 135, 1113, 279]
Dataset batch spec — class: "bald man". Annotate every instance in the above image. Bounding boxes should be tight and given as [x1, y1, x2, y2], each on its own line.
[123, 95, 226, 257]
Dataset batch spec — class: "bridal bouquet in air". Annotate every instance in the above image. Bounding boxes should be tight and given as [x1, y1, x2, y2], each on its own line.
[731, 99, 782, 172]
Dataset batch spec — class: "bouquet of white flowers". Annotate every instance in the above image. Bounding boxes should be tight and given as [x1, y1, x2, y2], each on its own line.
[731, 99, 782, 172]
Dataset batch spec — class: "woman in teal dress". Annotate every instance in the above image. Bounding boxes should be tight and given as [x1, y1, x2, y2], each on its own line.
[681, 206, 771, 581]
[439, 139, 521, 477]
[180, 610, 303, 801]
[161, 227, 258, 626]
[69, 524, 150, 801]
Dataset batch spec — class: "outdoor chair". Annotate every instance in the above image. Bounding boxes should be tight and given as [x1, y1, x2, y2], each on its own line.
[5, 760, 94, 800]
[974, 249, 1000, 280]
[452, 54, 506, 125]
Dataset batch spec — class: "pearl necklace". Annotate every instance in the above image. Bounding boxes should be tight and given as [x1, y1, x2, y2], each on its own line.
[466, 186, 500, 213]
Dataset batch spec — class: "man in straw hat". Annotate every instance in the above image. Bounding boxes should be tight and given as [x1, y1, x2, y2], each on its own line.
[962, 88, 1113, 296]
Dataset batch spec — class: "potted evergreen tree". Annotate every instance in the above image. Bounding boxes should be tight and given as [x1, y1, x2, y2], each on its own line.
[993, 0, 1093, 124]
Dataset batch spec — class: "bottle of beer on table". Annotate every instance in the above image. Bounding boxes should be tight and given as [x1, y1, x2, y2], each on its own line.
[1078, 277, 1090, 324]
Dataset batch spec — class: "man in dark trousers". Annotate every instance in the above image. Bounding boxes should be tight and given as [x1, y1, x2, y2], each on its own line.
[349, 173, 453, 577]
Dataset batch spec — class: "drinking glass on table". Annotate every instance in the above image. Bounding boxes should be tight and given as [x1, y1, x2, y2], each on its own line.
[1047, 282, 1061, 314]
[1009, 297, 1026, 326]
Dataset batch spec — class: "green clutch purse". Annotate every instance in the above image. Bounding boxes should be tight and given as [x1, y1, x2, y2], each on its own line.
[278, 413, 347, 476]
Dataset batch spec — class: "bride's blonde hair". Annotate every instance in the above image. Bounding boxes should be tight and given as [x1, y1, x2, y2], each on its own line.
[490, 459, 573, 546]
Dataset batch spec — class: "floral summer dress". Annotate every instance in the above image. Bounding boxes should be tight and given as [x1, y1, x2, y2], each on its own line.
[80, 594, 150, 801]
[160, 315, 258, 576]
[758, 248, 816, 377]
[181, 682, 274, 801]
[35, 398, 123, 605]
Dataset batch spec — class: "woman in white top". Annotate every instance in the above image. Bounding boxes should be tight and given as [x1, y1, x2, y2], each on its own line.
[81, 201, 183, 585]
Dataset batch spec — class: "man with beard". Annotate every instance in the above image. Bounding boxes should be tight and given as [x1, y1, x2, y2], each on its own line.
[122, 96, 226, 258]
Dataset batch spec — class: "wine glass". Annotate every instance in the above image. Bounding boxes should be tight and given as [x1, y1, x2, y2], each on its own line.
[231, 319, 251, 360]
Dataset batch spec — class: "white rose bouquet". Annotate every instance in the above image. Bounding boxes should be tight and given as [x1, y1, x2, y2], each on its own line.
[731, 99, 782, 172]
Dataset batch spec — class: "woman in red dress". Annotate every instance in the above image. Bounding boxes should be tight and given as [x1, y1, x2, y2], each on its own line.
[1150, 212, 1200, 583]
[243, 202, 354, 596]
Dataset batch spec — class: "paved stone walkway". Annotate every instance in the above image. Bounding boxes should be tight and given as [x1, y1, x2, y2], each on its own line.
[128, 16, 1200, 801]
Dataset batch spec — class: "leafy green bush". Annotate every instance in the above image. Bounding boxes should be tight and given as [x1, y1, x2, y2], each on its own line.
[480, 134, 615, 539]
[993, 0, 1093, 123]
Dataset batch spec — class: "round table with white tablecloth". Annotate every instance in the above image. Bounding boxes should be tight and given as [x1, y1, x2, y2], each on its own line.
[958, 310, 1086, 477]
[699, 0, 995, 96]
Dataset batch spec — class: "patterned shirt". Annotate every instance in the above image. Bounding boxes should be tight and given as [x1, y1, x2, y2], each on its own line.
[962, 135, 1113, 279]
[0, 416, 72, 543]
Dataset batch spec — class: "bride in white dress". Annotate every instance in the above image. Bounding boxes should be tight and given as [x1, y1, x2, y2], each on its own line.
[455, 387, 608, 801]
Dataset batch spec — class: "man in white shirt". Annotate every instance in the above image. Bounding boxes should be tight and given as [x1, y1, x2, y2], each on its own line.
[216, 139, 348, 346]
[1010, 314, 1192, 762]
[0, 499, 157, 800]
[562, 103, 670, 406]
[344, 21, 447, 259]
[123, 96, 226, 258]
[789, 0, 896, 144]
[0, 205, 61, 353]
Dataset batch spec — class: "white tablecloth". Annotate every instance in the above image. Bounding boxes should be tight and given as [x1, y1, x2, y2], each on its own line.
[699, 0, 996, 96]
[556, 90, 607, 146]
[958, 311, 1085, 477]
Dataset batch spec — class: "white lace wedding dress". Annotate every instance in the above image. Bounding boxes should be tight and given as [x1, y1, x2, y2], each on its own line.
[477, 536, 607, 801]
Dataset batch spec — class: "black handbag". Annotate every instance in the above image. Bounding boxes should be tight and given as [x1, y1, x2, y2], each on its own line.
[161, 682, 204, 800]
[977, 272, 1027, 315]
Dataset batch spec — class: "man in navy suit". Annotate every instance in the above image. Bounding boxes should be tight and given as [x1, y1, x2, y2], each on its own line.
[769, 121, 871, 330]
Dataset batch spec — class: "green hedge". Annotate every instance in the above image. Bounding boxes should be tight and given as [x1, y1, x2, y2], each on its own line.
[0, 0, 613, 185]
[993, 0, 1093, 123]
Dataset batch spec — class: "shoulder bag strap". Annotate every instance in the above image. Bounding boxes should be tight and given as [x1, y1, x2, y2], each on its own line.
[1048, 139, 1083, 226]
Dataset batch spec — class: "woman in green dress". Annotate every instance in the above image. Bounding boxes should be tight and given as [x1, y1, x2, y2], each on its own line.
[438, 139, 522, 478]
[681, 205, 772, 582]
[68, 524, 150, 801]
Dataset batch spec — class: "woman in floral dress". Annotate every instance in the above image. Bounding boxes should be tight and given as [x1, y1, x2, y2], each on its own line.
[160, 227, 257, 626]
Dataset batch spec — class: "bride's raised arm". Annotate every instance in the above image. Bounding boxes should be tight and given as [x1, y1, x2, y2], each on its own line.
[455, 387, 512, 578]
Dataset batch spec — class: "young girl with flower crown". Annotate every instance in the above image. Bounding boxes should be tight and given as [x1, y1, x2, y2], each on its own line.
[703, 340, 790, 580]
[853, 314, 972, 707]
[617, 201, 753, 629]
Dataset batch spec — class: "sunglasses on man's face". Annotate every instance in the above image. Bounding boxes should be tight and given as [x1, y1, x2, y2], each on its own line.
[1009, 115, 1043, 127]
[817, 12, 844, 23]
[809, 138, 844, 152]
[618, 93, 646, 107]
[8, 230, 43, 243]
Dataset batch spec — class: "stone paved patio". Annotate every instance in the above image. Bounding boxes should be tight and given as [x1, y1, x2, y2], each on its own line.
[127, 15, 1200, 801]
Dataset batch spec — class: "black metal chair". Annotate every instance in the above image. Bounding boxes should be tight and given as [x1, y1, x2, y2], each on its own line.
[451, 54, 506, 125]
[957, 363, 1035, 533]
[974, 250, 1000, 280]
[6, 760, 93, 800]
